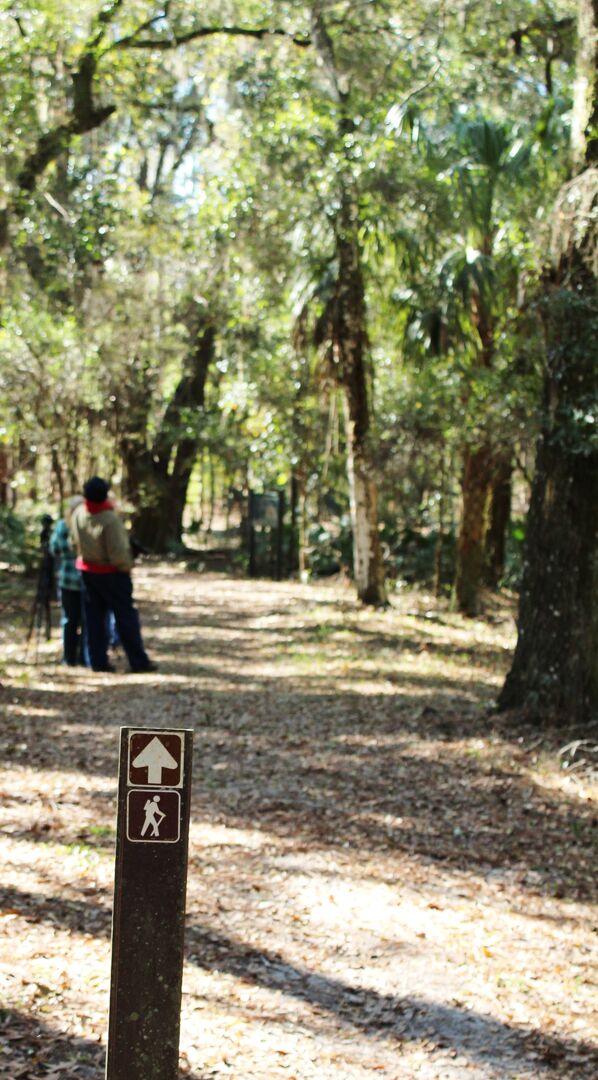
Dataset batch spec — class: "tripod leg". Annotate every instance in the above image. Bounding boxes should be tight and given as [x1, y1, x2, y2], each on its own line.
[25, 585, 43, 646]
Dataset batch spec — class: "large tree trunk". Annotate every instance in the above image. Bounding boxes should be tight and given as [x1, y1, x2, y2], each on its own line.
[125, 308, 215, 551]
[335, 213, 386, 606]
[499, 256, 598, 718]
[130, 473, 190, 551]
[499, 0, 598, 721]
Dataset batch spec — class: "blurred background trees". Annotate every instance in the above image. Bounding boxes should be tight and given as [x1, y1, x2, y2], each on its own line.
[1, 1, 595, 718]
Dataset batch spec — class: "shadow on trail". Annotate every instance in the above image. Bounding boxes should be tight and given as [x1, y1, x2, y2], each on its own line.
[0, 883, 112, 936]
[186, 925, 598, 1078]
[0, 676, 595, 903]
[0, 1008, 105, 1080]
[0, 882, 596, 1078]
[0, 1008, 210, 1080]
[1, 572, 596, 908]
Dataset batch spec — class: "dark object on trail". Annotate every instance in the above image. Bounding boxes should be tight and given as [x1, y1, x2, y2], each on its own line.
[25, 514, 55, 652]
[129, 535, 148, 559]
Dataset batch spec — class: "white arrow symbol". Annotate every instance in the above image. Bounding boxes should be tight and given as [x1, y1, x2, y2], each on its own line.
[132, 737, 178, 784]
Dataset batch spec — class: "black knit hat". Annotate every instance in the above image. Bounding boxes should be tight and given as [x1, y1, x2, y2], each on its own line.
[83, 476, 109, 503]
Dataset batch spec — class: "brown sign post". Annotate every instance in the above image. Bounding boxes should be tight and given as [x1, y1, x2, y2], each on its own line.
[106, 727, 193, 1080]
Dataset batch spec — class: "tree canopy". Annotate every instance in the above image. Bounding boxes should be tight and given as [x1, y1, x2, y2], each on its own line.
[1, 0, 596, 718]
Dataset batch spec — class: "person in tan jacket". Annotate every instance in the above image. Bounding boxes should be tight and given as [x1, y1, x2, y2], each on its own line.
[70, 477, 156, 674]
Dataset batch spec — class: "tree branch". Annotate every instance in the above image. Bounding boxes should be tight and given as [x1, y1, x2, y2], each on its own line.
[16, 98, 116, 194]
[5, 5, 309, 238]
[13, 1, 127, 197]
[109, 24, 310, 51]
[88, 0, 126, 50]
[510, 16, 574, 57]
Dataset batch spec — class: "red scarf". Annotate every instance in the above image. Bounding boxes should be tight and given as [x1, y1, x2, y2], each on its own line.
[85, 499, 114, 514]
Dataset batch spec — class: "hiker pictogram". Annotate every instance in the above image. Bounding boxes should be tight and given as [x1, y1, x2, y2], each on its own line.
[128, 730, 184, 788]
[126, 789, 181, 843]
[141, 795, 166, 837]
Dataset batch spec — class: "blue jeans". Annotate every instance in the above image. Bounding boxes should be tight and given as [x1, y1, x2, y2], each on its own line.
[80, 610, 118, 668]
[60, 587, 84, 665]
[81, 572, 150, 671]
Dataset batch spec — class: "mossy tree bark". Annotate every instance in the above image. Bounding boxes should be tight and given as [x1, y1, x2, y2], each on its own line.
[499, 263, 598, 718]
[499, 0, 598, 721]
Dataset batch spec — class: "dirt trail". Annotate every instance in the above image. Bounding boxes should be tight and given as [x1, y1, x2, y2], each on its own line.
[0, 565, 597, 1079]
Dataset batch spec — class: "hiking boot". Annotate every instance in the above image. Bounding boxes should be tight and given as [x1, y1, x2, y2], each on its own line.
[92, 663, 116, 673]
[129, 661, 158, 674]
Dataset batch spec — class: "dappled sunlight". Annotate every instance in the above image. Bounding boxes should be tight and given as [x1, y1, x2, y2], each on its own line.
[1, 569, 597, 1078]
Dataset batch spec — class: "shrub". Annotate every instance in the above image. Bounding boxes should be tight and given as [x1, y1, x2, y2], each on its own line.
[0, 508, 43, 572]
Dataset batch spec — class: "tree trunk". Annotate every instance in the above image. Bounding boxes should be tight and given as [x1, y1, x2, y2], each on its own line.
[499, 259, 598, 719]
[0, 445, 9, 506]
[128, 310, 215, 551]
[289, 473, 301, 575]
[499, 0, 598, 720]
[434, 449, 448, 597]
[131, 473, 189, 550]
[454, 443, 493, 616]
[484, 453, 513, 587]
[308, 4, 385, 606]
[335, 209, 386, 606]
[50, 447, 65, 513]
[454, 280, 495, 613]
[206, 452, 216, 537]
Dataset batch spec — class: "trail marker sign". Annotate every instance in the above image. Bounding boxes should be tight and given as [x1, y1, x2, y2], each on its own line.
[128, 730, 184, 786]
[106, 727, 193, 1080]
[126, 789, 181, 843]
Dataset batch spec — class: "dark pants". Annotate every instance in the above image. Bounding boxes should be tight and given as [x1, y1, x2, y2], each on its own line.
[81, 572, 150, 672]
[61, 587, 84, 666]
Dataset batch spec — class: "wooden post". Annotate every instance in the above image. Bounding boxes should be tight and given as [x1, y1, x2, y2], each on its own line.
[106, 727, 193, 1080]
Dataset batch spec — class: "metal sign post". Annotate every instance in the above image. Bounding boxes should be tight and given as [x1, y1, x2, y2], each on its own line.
[106, 727, 193, 1080]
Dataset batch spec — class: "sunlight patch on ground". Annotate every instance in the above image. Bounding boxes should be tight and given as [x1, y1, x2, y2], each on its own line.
[191, 822, 273, 850]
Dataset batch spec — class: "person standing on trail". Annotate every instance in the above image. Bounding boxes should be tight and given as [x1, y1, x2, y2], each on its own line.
[69, 477, 157, 675]
[50, 495, 85, 666]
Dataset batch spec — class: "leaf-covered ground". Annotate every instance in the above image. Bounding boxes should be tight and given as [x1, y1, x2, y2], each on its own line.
[0, 564, 597, 1079]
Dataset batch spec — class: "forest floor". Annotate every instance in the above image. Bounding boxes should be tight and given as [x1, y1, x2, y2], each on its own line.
[0, 563, 597, 1080]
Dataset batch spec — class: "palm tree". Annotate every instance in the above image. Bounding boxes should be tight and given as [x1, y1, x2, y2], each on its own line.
[293, 249, 386, 604]
[442, 117, 529, 614]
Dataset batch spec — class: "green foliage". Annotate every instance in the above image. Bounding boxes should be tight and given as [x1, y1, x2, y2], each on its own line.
[501, 519, 527, 589]
[0, 508, 38, 570]
[389, 527, 456, 588]
[0, 0, 584, 589]
[306, 520, 353, 578]
[0, 508, 26, 566]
